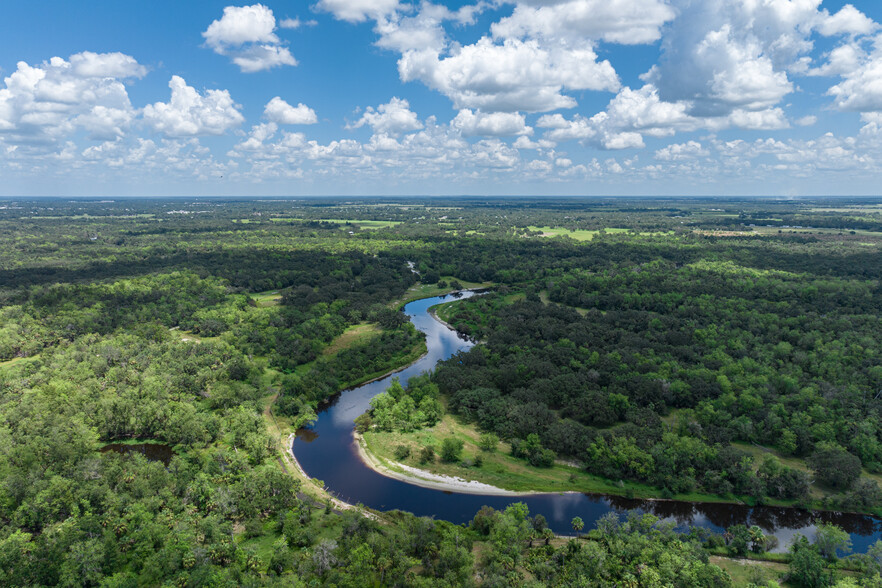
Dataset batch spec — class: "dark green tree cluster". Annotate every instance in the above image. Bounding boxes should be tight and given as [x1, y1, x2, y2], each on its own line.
[277, 326, 426, 418]
[436, 258, 882, 504]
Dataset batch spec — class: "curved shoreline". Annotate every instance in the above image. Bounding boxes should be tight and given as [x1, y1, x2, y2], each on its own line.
[290, 289, 882, 551]
[286, 432, 379, 518]
[336, 347, 429, 392]
[354, 432, 544, 496]
[352, 432, 757, 507]
[427, 306, 458, 333]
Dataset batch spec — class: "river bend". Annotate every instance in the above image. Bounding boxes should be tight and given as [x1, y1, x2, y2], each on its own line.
[292, 292, 882, 552]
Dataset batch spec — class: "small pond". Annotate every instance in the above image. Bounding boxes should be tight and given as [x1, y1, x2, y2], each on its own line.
[100, 443, 175, 465]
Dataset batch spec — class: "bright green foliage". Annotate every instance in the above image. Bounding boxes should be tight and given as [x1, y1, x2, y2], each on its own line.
[478, 432, 500, 452]
[437, 253, 882, 507]
[441, 437, 464, 463]
[789, 536, 832, 588]
[814, 523, 852, 560]
[367, 375, 443, 433]
[727, 524, 752, 556]
[511, 433, 556, 467]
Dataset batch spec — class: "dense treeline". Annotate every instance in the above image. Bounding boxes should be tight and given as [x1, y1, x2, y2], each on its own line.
[276, 326, 426, 416]
[435, 257, 882, 508]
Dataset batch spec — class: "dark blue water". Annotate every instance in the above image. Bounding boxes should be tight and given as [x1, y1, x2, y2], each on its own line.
[293, 292, 882, 552]
[100, 442, 174, 465]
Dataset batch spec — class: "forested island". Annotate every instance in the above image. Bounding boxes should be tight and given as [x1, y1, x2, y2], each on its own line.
[4, 196, 882, 586]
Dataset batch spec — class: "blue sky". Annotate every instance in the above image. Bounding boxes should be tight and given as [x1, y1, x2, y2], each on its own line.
[2, 0, 882, 196]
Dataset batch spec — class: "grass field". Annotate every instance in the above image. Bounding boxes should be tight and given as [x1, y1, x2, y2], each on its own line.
[526, 226, 669, 241]
[0, 355, 40, 369]
[251, 290, 282, 307]
[709, 556, 789, 586]
[321, 323, 381, 356]
[698, 225, 882, 241]
[169, 329, 220, 344]
[538, 289, 587, 316]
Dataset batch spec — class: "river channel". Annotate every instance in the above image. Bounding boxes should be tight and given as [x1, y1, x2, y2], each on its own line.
[292, 291, 882, 552]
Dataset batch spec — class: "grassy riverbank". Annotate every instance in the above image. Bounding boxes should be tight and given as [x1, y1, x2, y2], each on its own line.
[394, 277, 494, 307]
[362, 411, 882, 516]
[363, 413, 745, 503]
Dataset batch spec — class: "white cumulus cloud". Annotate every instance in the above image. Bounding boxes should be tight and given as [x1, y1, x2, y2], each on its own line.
[828, 40, 882, 111]
[143, 75, 244, 137]
[204, 4, 280, 48]
[451, 109, 531, 136]
[264, 97, 317, 124]
[316, 0, 402, 23]
[655, 141, 709, 161]
[69, 51, 148, 78]
[643, 0, 834, 118]
[202, 4, 297, 72]
[350, 97, 423, 134]
[399, 37, 619, 112]
[816, 4, 878, 37]
[492, 0, 675, 45]
[0, 52, 143, 142]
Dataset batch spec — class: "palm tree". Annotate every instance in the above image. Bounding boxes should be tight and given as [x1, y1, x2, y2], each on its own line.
[571, 516, 584, 535]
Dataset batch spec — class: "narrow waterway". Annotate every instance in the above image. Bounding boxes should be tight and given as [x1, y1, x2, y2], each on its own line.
[292, 291, 882, 552]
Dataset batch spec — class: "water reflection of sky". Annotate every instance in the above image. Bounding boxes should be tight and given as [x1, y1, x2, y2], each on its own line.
[293, 291, 882, 552]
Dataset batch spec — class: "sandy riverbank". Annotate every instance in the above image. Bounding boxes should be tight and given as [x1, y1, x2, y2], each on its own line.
[355, 432, 562, 496]
[286, 433, 379, 518]
[428, 306, 458, 333]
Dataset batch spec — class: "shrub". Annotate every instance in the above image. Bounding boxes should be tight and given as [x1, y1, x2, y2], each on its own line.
[808, 444, 862, 490]
[478, 432, 499, 452]
[441, 438, 465, 463]
[419, 445, 436, 464]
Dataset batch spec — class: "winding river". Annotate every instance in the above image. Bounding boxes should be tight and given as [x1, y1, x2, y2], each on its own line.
[292, 291, 882, 552]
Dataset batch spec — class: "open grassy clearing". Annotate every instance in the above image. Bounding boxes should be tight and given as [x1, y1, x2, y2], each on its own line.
[526, 226, 671, 241]
[322, 323, 381, 356]
[444, 229, 486, 236]
[0, 355, 40, 369]
[710, 556, 790, 586]
[169, 328, 220, 344]
[698, 226, 882, 242]
[538, 289, 588, 316]
[251, 289, 282, 307]
[526, 226, 626, 241]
